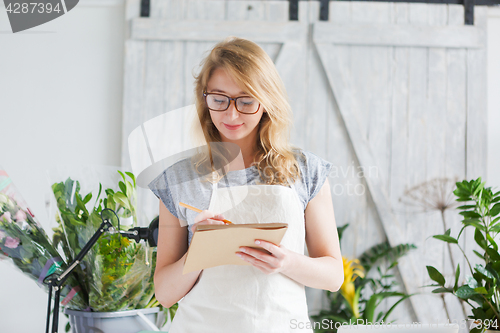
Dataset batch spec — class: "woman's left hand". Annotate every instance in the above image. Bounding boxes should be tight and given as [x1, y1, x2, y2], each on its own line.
[236, 240, 295, 274]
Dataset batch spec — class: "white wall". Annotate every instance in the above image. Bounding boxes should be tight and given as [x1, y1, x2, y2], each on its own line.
[0, 1, 125, 331]
[488, 7, 500, 191]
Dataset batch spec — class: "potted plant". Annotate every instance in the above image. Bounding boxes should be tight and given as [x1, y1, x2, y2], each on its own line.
[310, 225, 416, 332]
[0, 167, 175, 333]
[50, 170, 169, 332]
[426, 177, 500, 333]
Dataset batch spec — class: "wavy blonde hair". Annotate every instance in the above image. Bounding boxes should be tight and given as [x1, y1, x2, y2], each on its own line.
[192, 36, 301, 186]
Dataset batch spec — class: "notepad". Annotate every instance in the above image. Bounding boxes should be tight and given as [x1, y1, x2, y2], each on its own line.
[182, 223, 288, 274]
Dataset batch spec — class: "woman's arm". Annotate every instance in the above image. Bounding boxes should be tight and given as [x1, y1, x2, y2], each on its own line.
[153, 200, 201, 308]
[154, 201, 227, 308]
[236, 179, 344, 292]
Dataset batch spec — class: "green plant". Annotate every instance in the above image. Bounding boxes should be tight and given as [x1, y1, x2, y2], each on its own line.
[310, 225, 416, 332]
[426, 178, 500, 332]
[51, 171, 156, 312]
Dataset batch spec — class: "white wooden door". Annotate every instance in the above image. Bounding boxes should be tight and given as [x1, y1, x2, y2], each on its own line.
[121, 0, 488, 324]
[312, 1, 487, 325]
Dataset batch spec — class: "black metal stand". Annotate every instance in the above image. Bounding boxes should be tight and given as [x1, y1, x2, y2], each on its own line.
[43, 210, 115, 333]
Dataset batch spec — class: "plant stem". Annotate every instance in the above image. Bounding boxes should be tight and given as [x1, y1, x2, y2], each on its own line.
[494, 288, 500, 316]
[441, 293, 452, 321]
[442, 209, 470, 320]
[441, 210, 457, 275]
[482, 294, 500, 322]
[457, 243, 473, 276]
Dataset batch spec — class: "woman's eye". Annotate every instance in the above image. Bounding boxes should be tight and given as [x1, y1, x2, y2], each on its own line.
[239, 98, 254, 105]
[214, 98, 225, 104]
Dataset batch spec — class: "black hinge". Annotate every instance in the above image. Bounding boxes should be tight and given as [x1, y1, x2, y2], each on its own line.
[464, 0, 474, 25]
[140, 0, 150, 18]
[319, 0, 329, 21]
[289, 0, 299, 21]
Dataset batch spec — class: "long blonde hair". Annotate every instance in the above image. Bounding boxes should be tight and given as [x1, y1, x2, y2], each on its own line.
[193, 36, 300, 186]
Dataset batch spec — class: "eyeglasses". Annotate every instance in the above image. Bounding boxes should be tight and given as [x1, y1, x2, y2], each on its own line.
[203, 91, 261, 114]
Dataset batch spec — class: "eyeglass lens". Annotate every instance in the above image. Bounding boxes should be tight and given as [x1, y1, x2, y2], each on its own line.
[206, 93, 259, 114]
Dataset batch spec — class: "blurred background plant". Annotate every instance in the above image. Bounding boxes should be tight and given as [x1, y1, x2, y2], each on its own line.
[310, 225, 416, 332]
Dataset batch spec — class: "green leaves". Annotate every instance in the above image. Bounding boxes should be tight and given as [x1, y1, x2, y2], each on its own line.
[427, 266, 446, 286]
[359, 242, 416, 273]
[49, 170, 156, 312]
[466, 275, 479, 289]
[454, 264, 460, 291]
[475, 228, 488, 250]
[114, 192, 130, 210]
[490, 203, 500, 217]
[363, 292, 407, 323]
[337, 224, 349, 243]
[312, 240, 415, 329]
[432, 234, 458, 244]
[455, 285, 478, 299]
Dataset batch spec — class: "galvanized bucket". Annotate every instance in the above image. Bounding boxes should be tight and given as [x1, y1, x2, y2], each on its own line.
[64, 307, 160, 333]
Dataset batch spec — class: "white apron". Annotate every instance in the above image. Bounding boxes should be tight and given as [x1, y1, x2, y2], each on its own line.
[169, 177, 313, 333]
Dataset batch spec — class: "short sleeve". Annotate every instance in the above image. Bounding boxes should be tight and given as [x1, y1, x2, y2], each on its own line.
[299, 150, 333, 204]
[148, 170, 179, 219]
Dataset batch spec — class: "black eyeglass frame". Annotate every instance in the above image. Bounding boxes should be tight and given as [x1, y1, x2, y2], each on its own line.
[203, 91, 261, 115]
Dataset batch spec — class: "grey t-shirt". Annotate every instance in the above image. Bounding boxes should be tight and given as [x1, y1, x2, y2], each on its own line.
[148, 149, 333, 245]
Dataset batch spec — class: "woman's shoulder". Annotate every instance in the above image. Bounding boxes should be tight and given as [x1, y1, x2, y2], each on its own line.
[148, 156, 200, 190]
[160, 157, 199, 179]
[292, 148, 333, 176]
[290, 148, 333, 205]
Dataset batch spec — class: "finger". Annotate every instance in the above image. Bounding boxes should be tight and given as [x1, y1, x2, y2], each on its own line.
[238, 247, 280, 268]
[236, 252, 275, 273]
[207, 218, 226, 224]
[254, 240, 284, 259]
[191, 219, 226, 233]
[194, 210, 219, 223]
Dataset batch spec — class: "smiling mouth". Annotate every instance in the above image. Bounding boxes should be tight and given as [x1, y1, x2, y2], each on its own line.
[223, 123, 243, 130]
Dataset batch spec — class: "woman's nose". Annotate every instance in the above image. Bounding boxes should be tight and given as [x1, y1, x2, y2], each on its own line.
[226, 100, 239, 120]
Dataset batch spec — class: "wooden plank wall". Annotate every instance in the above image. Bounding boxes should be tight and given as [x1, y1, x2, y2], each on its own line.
[314, 1, 487, 325]
[122, 0, 488, 325]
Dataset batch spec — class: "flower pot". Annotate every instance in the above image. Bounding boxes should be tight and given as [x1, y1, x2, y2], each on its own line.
[64, 307, 160, 333]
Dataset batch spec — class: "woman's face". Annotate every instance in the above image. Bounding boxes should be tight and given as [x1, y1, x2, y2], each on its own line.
[206, 67, 265, 147]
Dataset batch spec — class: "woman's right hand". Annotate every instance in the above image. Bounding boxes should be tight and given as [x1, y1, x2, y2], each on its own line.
[190, 210, 226, 234]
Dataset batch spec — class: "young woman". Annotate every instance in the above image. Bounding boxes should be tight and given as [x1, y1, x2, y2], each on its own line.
[148, 37, 343, 333]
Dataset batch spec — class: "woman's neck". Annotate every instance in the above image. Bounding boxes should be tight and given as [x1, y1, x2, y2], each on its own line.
[221, 138, 257, 170]
[218, 122, 260, 170]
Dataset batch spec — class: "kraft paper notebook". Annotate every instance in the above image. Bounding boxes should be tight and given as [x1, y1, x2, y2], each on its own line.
[182, 223, 288, 274]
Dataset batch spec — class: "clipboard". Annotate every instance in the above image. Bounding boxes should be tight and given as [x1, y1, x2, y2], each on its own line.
[183, 222, 288, 274]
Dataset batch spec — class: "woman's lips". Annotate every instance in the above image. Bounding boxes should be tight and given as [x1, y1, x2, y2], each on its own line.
[223, 123, 243, 130]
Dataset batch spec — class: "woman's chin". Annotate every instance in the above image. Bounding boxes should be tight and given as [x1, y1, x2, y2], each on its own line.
[220, 130, 246, 142]
[222, 134, 244, 142]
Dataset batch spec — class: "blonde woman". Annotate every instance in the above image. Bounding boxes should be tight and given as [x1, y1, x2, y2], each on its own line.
[148, 37, 343, 333]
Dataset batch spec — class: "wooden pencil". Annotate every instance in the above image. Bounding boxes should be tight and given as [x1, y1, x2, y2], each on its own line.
[179, 202, 233, 224]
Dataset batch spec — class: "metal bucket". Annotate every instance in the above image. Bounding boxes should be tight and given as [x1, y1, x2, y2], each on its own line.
[64, 307, 160, 333]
